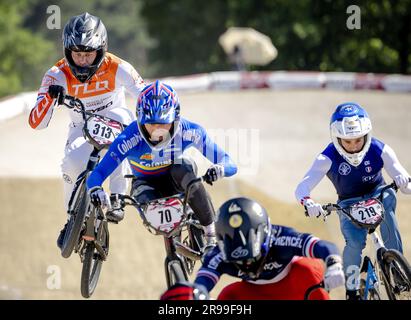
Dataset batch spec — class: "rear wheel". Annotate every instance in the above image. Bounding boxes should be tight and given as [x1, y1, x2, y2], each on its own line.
[381, 249, 411, 300]
[61, 180, 90, 258]
[80, 219, 109, 298]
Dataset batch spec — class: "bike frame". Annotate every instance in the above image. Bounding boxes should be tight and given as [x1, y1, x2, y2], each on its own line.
[120, 176, 207, 285]
[322, 182, 403, 300]
[62, 95, 125, 254]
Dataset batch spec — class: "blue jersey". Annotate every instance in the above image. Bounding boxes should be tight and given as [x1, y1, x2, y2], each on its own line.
[195, 225, 339, 292]
[87, 118, 237, 189]
[322, 138, 385, 200]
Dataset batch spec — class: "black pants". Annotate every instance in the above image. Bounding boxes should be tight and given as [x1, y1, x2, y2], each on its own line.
[131, 159, 215, 226]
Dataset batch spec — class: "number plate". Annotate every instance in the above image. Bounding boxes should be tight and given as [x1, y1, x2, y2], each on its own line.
[350, 199, 384, 226]
[86, 116, 123, 146]
[145, 198, 184, 233]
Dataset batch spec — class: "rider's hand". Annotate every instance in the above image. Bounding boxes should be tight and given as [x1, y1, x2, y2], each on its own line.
[89, 187, 111, 209]
[394, 174, 410, 190]
[204, 164, 224, 185]
[303, 198, 325, 218]
[48, 85, 66, 105]
[324, 255, 345, 291]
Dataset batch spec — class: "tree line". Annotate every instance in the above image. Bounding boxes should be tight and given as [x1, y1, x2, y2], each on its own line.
[1, 0, 409, 98]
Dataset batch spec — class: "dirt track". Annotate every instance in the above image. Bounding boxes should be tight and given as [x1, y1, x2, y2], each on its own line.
[1, 89, 411, 299]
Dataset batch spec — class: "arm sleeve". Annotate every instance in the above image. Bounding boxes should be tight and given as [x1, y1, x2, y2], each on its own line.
[116, 60, 146, 99]
[194, 125, 238, 177]
[274, 226, 340, 262]
[194, 268, 221, 293]
[86, 132, 130, 190]
[28, 68, 66, 130]
[294, 154, 332, 204]
[382, 144, 411, 194]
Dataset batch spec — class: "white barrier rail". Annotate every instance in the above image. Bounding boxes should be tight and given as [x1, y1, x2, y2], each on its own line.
[1, 71, 410, 122]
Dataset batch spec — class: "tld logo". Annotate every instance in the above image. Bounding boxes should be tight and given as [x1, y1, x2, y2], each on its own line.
[72, 80, 109, 96]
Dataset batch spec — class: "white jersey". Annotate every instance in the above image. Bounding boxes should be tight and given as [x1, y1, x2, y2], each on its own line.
[29, 52, 145, 129]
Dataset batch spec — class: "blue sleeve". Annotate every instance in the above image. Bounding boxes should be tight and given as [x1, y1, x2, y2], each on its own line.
[194, 125, 237, 177]
[86, 124, 136, 190]
[194, 248, 223, 292]
[273, 225, 340, 262]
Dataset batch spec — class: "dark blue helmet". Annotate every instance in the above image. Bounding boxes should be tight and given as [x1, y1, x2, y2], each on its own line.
[216, 197, 272, 278]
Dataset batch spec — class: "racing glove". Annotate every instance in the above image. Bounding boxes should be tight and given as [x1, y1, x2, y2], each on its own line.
[204, 164, 225, 185]
[89, 187, 111, 209]
[324, 255, 345, 291]
[394, 174, 410, 190]
[48, 85, 66, 105]
[303, 198, 325, 218]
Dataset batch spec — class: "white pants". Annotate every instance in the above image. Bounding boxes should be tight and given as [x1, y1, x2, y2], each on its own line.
[61, 107, 134, 211]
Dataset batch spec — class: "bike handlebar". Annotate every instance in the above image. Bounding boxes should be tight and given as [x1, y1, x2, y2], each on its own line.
[121, 175, 206, 209]
[317, 178, 411, 218]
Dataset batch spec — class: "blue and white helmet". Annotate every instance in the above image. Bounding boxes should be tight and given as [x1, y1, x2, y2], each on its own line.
[136, 80, 181, 150]
[330, 102, 372, 167]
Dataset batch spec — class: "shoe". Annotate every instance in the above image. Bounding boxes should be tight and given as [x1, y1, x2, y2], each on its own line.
[107, 194, 125, 223]
[346, 290, 362, 300]
[57, 222, 68, 250]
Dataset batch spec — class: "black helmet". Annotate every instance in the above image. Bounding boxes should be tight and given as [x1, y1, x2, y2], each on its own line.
[216, 197, 271, 278]
[63, 12, 107, 82]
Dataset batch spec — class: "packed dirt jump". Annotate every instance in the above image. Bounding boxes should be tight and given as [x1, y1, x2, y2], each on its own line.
[1, 89, 411, 300]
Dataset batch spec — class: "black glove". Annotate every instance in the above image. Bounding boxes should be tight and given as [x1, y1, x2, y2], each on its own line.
[48, 85, 66, 105]
[204, 165, 224, 185]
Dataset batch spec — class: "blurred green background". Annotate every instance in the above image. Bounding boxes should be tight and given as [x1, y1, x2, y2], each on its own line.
[0, 0, 410, 98]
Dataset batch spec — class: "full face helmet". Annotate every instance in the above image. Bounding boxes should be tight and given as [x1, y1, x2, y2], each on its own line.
[215, 197, 272, 279]
[63, 12, 107, 83]
[136, 80, 181, 151]
[330, 102, 372, 167]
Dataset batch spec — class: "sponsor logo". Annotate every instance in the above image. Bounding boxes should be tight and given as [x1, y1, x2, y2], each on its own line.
[338, 162, 351, 175]
[264, 262, 282, 270]
[110, 152, 121, 165]
[139, 159, 172, 168]
[228, 202, 241, 213]
[140, 153, 153, 160]
[362, 174, 376, 182]
[63, 174, 72, 184]
[229, 214, 243, 228]
[72, 80, 109, 95]
[274, 236, 303, 248]
[182, 129, 201, 144]
[364, 160, 370, 166]
[208, 254, 223, 270]
[340, 104, 358, 115]
[365, 166, 372, 173]
[117, 134, 142, 155]
[41, 75, 56, 87]
[231, 246, 249, 259]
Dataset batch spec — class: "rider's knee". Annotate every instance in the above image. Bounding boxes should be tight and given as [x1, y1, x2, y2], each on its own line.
[170, 158, 199, 190]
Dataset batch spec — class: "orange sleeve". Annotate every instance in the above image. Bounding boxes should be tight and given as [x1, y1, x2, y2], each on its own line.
[28, 93, 55, 129]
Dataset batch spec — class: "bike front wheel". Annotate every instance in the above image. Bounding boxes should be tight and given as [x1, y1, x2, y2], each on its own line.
[61, 179, 89, 258]
[381, 249, 411, 300]
[80, 219, 109, 298]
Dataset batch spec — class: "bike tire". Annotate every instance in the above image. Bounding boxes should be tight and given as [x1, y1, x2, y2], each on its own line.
[381, 249, 411, 300]
[80, 219, 108, 299]
[166, 260, 188, 288]
[61, 180, 89, 258]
